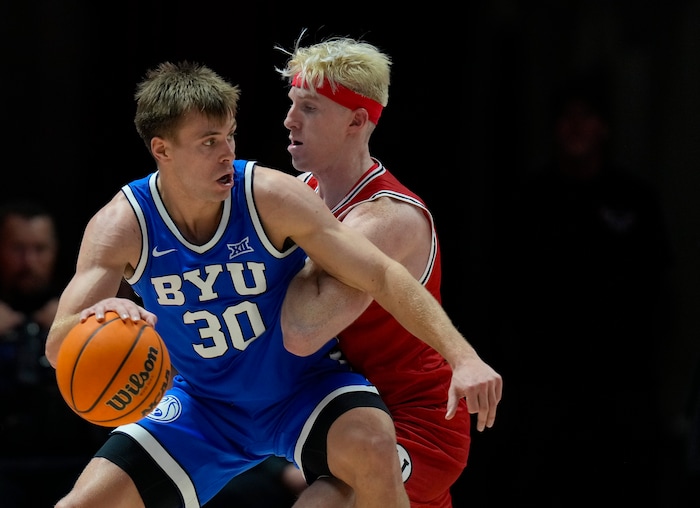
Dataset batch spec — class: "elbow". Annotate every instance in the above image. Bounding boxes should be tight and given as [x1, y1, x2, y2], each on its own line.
[44, 313, 81, 369]
[45, 323, 69, 369]
[281, 302, 330, 357]
[282, 326, 322, 357]
[45, 337, 60, 369]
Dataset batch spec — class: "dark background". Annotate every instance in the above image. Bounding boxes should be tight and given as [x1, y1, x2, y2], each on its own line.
[4, 0, 700, 505]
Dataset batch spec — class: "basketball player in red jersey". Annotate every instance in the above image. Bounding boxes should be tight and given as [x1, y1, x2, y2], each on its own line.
[278, 34, 503, 507]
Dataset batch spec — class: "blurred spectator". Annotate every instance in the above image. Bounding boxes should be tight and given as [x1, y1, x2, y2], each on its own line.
[0, 199, 108, 507]
[493, 71, 673, 506]
[0, 199, 59, 341]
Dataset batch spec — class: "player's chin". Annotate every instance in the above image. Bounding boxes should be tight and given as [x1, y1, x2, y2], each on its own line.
[287, 143, 306, 161]
[291, 156, 313, 176]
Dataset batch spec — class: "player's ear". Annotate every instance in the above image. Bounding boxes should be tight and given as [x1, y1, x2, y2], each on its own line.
[349, 108, 369, 128]
[151, 137, 168, 161]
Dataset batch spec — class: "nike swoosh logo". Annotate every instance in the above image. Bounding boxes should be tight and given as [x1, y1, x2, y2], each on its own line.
[152, 246, 178, 257]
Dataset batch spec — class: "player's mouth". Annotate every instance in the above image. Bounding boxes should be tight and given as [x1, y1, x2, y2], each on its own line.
[288, 138, 303, 153]
[217, 172, 233, 186]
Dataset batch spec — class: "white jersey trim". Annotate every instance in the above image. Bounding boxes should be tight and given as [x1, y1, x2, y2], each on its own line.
[147, 172, 232, 254]
[244, 161, 298, 259]
[122, 184, 149, 286]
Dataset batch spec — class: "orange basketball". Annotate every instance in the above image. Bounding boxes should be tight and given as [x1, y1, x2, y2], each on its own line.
[56, 311, 172, 427]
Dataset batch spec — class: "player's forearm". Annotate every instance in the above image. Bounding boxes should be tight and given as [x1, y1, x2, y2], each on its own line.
[374, 263, 479, 366]
[46, 312, 81, 367]
[282, 265, 371, 356]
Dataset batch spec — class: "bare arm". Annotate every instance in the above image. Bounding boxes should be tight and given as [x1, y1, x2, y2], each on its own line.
[45, 193, 157, 367]
[282, 197, 426, 354]
[282, 259, 371, 352]
[258, 167, 502, 426]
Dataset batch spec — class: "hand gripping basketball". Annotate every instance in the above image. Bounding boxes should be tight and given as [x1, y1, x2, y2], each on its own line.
[56, 311, 172, 427]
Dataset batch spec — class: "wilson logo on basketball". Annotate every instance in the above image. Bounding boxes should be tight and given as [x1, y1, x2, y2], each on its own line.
[140, 370, 172, 417]
[105, 346, 169, 413]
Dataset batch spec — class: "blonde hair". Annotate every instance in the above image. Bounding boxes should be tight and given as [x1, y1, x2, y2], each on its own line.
[276, 32, 391, 107]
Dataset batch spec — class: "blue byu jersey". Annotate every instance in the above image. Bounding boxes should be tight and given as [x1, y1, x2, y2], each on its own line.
[123, 159, 350, 406]
[96, 160, 384, 506]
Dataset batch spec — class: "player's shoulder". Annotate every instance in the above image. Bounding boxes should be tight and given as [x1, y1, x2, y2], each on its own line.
[87, 191, 138, 234]
[348, 194, 424, 226]
[343, 196, 432, 260]
[81, 191, 141, 264]
[252, 164, 316, 196]
[251, 162, 293, 179]
[252, 165, 333, 223]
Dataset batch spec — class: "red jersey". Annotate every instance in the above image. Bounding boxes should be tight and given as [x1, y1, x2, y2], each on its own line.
[302, 160, 470, 507]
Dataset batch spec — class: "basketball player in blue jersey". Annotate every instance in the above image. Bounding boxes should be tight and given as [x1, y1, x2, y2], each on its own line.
[45, 61, 479, 508]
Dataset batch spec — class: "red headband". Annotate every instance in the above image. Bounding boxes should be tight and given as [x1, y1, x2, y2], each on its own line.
[292, 73, 384, 124]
